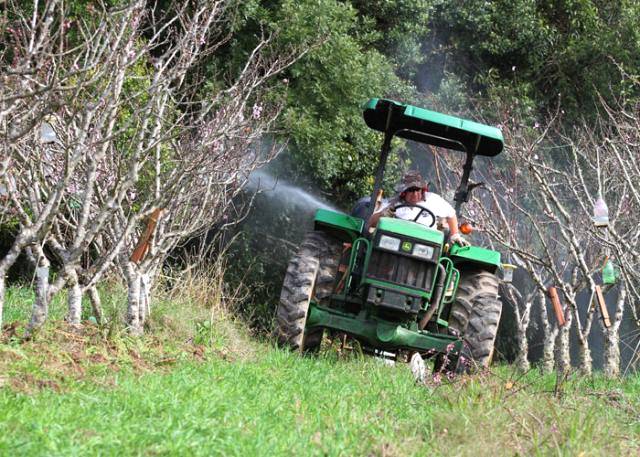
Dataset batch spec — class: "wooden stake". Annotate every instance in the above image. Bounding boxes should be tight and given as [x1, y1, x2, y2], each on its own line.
[130, 208, 162, 264]
[548, 286, 566, 327]
[374, 189, 384, 211]
[595, 285, 611, 328]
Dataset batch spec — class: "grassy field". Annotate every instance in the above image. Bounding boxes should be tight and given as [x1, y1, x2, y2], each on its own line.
[1, 287, 639, 456]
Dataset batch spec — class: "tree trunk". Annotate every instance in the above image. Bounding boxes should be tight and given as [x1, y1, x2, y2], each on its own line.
[603, 282, 626, 378]
[26, 246, 51, 334]
[576, 338, 592, 376]
[0, 230, 32, 330]
[124, 262, 143, 335]
[87, 286, 103, 324]
[515, 329, 530, 371]
[541, 339, 555, 373]
[537, 290, 556, 373]
[66, 269, 82, 325]
[502, 283, 532, 372]
[603, 330, 620, 377]
[0, 274, 5, 331]
[555, 320, 571, 374]
[138, 272, 151, 328]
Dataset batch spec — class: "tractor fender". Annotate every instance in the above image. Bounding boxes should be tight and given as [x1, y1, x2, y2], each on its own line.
[448, 244, 501, 274]
[313, 208, 363, 242]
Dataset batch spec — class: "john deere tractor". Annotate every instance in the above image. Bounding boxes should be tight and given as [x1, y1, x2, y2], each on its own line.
[276, 98, 504, 370]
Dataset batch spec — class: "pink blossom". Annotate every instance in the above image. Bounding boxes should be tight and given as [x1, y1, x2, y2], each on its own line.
[252, 104, 263, 120]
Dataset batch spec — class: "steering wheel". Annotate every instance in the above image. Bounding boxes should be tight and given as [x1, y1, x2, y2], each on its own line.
[392, 204, 437, 228]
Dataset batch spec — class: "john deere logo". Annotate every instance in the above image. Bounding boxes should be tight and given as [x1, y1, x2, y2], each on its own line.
[401, 241, 412, 252]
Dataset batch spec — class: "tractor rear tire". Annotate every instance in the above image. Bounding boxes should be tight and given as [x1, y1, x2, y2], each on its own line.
[447, 269, 501, 368]
[276, 231, 341, 353]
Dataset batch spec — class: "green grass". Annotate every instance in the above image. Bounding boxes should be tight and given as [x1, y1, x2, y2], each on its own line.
[1, 350, 639, 456]
[1, 286, 640, 456]
[3, 287, 66, 323]
[3, 284, 127, 324]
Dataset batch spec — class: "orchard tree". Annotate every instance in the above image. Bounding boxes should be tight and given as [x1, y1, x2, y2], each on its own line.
[1, 0, 311, 334]
[464, 92, 640, 377]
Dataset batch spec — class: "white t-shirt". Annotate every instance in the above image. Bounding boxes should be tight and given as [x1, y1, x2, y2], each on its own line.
[386, 192, 455, 227]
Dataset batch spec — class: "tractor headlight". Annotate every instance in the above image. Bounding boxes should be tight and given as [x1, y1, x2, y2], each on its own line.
[378, 235, 401, 251]
[413, 243, 434, 260]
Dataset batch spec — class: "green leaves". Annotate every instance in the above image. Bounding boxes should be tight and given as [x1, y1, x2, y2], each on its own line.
[428, 0, 640, 121]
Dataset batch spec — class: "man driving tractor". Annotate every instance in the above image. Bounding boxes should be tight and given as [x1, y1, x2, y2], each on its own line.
[367, 170, 469, 246]
[276, 98, 504, 371]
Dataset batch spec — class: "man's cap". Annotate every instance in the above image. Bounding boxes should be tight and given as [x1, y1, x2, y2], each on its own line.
[395, 170, 427, 193]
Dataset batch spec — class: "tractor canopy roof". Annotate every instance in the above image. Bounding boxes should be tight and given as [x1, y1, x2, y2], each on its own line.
[363, 98, 504, 156]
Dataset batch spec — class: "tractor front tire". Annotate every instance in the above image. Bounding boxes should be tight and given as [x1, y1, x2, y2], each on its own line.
[447, 269, 501, 368]
[276, 231, 340, 353]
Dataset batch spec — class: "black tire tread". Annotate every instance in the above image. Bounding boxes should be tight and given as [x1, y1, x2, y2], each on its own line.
[448, 269, 501, 368]
[276, 231, 341, 352]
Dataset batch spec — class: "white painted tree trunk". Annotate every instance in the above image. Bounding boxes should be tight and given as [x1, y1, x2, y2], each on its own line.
[0, 230, 32, 329]
[66, 269, 82, 325]
[124, 262, 143, 335]
[537, 290, 556, 373]
[555, 319, 571, 373]
[569, 287, 595, 376]
[603, 330, 620, 377]
[502, 283, 532, 372]
[138, 272, 151, 328]
[516, 295, 533, 372]
[576, 339, 592, 376]
[603, 282, 625, 377]
[87, 286, 103, 324]
[0, 274, 5, 331]
[26, 247, 51, 334]
[515, 329, 530, 372]
[541, 339, 555, 373]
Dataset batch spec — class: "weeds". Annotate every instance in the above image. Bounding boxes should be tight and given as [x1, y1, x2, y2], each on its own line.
[1, 257, 258, 392]
[1, 271, 639, 455]
[1, 347, 639, 456]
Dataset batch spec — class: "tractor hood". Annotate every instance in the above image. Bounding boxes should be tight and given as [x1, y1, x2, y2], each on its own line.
[363, 98, 504, 156]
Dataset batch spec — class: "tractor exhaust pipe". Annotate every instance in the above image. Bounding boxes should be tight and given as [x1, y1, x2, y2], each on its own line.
[419, 263, 447, 330]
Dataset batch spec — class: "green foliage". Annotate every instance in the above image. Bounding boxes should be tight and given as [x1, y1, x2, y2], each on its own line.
[203, 0, 640, 207]
[217, 0, 415, 205]
[274, 0, 413, 204]
[350, 0, 433, 80]
[427, 0, 640, 119]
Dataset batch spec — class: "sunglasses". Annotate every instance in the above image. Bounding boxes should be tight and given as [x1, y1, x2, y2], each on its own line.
[405, 187, 422, 193]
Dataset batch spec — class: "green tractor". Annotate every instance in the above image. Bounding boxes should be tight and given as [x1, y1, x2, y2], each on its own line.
[276, 98, 504, 370]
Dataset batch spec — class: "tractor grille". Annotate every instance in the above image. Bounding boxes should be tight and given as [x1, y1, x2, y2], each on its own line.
[367, 249, 435, 291]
